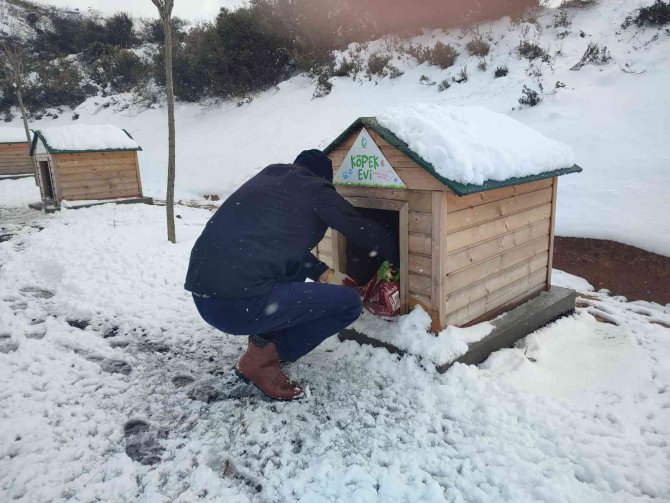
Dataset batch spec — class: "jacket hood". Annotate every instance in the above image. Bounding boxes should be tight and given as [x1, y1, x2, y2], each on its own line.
[294, 149, 333, 182]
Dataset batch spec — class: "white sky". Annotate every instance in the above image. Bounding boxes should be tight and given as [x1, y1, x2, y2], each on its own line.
[30, 0, 245, 21]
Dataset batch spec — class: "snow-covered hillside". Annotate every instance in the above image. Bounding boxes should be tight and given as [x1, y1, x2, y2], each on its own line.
[7, 0, 668, 255]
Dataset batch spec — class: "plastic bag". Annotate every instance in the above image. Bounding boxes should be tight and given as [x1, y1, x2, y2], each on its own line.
[361, 261, 400, 318]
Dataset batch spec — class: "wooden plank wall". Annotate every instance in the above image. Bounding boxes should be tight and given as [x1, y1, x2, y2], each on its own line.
[0, 143, 33, 176]
[444, 178, 555, 326]
[52, 151, 143, 201]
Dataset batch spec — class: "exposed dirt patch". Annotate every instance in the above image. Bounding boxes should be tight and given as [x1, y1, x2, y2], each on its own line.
[554, 237, 670, 305]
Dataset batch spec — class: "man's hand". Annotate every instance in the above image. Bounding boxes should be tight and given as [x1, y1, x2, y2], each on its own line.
[319, 268, 357, 287]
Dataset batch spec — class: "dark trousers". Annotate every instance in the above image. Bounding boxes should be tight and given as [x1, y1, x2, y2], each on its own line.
[192, 282, 363, 362]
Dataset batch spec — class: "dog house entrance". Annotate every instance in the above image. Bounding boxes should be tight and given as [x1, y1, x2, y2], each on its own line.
[333, 197, 409, 314]
[38, 161, 55, 200]
[346, 208, 399, 284]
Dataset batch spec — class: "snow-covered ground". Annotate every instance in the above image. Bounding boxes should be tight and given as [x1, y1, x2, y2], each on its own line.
[2, 178, 669, 502]
[6, 0, 669, 255]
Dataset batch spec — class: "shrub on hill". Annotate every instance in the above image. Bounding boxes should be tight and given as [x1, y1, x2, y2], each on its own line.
[104, 13, 136, 48]
[570, 42, 611, 70]
[408, 41, 458, 69]
[622, 1, 670, 28]
[140, 18, 188, 44]
[517, 39, 551, 62]
[81, 43, 149, 92]
[518, 85, 541, 106]
[559, 0, 597, 7]
[33, 11, 106, 59]
[24, 59, 93, 111]
[428, 41, 459, 68]
[466, 37, 490, 57]
[494, 65, 509, 77]
[367, 52, 392, 76]
[453, 66, 468, 83]
[553, 10, 571, 28]
[333, 56, 363, 77]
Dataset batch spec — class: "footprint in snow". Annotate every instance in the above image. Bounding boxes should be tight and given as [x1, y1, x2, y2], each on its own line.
[189, 371, 262, 401]
[123, 419, 166, 466]
[9, 300, 28, 311]
[139, 341, 170, 354]
[25, 330, 46, 340]
[100, 359, 132, 375]
[0, 334, 19, 353]
[188, 384, 225, 403]
[172, 375, 195, 387]
[19, 287, 54, 299]
[102, 326, 120, 338]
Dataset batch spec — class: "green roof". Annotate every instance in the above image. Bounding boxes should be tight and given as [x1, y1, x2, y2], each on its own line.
[323, 117, 582, 196]
[29, 128, 142, 155]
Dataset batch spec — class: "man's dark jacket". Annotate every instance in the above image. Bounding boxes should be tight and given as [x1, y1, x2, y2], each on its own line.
[184, 150, 399, 298]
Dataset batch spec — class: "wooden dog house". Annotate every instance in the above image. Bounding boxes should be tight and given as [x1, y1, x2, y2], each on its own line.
[318, 112, 581, 331]
[29, 124, 144, 208]
[0, 127, 33, 178]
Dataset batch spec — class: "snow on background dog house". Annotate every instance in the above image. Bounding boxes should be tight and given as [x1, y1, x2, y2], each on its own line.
[30, 124, 144, 205]
[0, 127, 33, 177]
[321, 104, 581, 330]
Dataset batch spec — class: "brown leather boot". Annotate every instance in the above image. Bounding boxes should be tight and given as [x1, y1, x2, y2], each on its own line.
[235, 339, 304, 401]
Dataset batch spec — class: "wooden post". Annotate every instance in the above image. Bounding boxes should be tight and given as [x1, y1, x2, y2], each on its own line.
[332, 230, 347, 274]
[431, 191, 449, 331]
[150, 0, 176, 243]
[546, 177, 558, 290]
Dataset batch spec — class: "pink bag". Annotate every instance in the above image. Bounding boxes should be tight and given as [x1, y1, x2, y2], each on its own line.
[360, 261, 400, 317]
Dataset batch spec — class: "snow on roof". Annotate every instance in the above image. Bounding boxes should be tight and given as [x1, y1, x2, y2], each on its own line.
[376, 104, 575, 186]
[0, 127, 30, 144]
[33, 124, 141, 153]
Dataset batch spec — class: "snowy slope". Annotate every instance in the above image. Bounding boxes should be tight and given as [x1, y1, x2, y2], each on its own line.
[6, 0, 670, 257]
[1, 177, 669, 501]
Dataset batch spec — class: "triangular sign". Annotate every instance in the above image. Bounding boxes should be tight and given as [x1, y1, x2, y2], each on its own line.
[333, 128, 406, 189]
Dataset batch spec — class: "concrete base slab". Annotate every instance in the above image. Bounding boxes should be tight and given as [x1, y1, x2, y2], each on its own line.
[29, 197, 154, 213]
[339, 286, 576, 373]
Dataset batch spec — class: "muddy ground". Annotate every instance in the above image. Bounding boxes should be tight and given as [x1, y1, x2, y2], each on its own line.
[554, 237, 670, 305]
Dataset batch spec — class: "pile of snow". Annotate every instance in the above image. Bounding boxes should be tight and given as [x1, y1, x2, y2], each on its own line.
[377, 104, 575, 185]
[37, 124, 140, 152]
[352, 307, 494, 366]
[0, 177, 39, 206]
[0, 127, 30, 144]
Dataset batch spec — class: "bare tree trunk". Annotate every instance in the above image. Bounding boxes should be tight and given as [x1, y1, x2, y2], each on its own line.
[163, 15, 176, 244]
[15, 85, 38, 184]
[15, 87, 30, 143]
[150, 0, 176, 243]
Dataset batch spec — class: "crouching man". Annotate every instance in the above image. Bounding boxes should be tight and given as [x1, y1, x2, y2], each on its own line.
[185, 150, 398, 401]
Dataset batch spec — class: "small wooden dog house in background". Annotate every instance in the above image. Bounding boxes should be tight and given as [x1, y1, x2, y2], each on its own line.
[0, 127, 34, 179]
[318, 105, 582, 331]
[29, 124, 147, 209]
